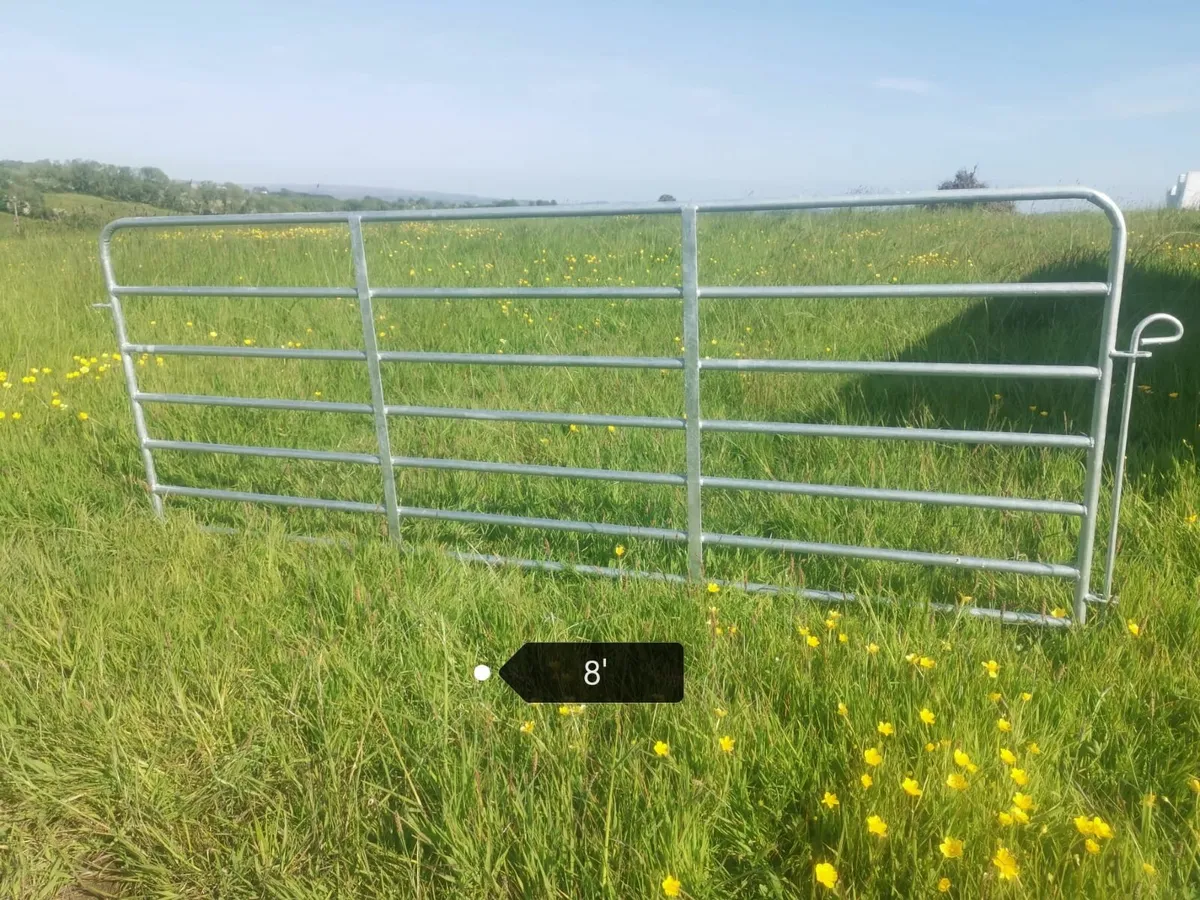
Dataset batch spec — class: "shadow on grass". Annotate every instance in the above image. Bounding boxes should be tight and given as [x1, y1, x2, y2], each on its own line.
[821, 254, 1198, 486]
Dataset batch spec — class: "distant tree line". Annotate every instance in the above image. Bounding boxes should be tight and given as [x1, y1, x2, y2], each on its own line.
[0, 158, 558, 222]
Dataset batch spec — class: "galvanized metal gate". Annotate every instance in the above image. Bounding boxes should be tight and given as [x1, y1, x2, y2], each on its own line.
[98, 188, 1182, 626]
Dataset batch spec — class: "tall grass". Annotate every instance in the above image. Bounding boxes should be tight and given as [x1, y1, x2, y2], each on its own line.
[0, 205, 1198, 897]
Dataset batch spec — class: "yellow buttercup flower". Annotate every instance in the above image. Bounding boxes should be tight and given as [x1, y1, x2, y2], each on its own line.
[1085, 838, 1100, 855]
[1051, 607, 1068, 618]
[918, 656, 936, 669]
[1026, 742, 1041, 755]
[997, 718, 1012, 733]
[520, 720, 534, 734]
[877, 722, 894, 737]
[919, 708, 936, 725]
[719, 735, 734, 754]
[653, 740, 669, 758]
[939, 836, 963, 859]
[807, 635, 820, 648]
[946, 773, 968, 791]
[1012, 792, 1034, 811]
[77, 411, 89, 421]
[982, 659, 1000, 678]
[1000, 748, 1017, 766]
[866, 642, 879, 655]
[614, 544, 626, 557]
[714, 707, 727, 718]
[992, 846, 1019, 880]
[937, 877, 951, 893]
[837, 702, 848, 717]
[866, 814, 888, 837]
[1127, 619, 1141, 637]
[860, 773, 873, 789]
[707, 582, 720, 594]
[1009, 768, 1028, 786]
[902, 777, 922, 797]
[814, 862, 838, 890]
[863, 747, 883, 767]
[822, 791, 839, 809]
[997, 810, 1014, 826]
[661, 874, 682, 897]
[1020, 691, 1032, 702]
[1143, 863, 1157, 877]
[1010, 806, 1030, 825]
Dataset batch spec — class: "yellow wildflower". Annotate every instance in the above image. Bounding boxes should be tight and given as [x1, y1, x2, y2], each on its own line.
[877, 722, 894, 737]
[1000, 748, 1017, 766]
[902, 777, 922, 797]
[662, 874, 682, 897]
[1012, 792, 1034, 811]
[822, 791, 839, 809]
[864, 747, 883, 767]
[837, 702, 848, 717]
[77, 411, 89, 421]
[1085, 838, 1100, 855]
[519, 720, 534, 734]
[997, 810, 1014, 826]
[937, 877, 951, 893]
[982, 659, 1000, 678]
[1009, 768, 1028, 786]
[814, 862, 838, 890]
[946, 773, 968, 791]
[866, 642, 879, 655]
[719, 735, 734, 754]
[707, 582, 720, 594]
[806, 635, 820, 648]
[866, 814, 888, 838]
[1127, 619, 1141, 637]
[614, 545, 626, 557]
[939, 836, 963, 859]
[997, 718, 1012, 733]
[1143, 863, 1157, 877]
[919, 708, 936, 725]
[992, 846, 1019, 880]
[1026, 742, 1041, 755]
[860, 773, 873, 789]
[654, 741, 669, 758]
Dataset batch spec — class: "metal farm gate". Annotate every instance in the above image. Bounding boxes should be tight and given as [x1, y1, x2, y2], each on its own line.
[98, 188, 1182, 626]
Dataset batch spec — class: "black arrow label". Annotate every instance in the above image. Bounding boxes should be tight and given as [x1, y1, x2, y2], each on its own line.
[498, 642, 684, 704]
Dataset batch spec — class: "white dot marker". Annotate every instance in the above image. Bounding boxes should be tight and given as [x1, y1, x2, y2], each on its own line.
[473, 664, 492, 682]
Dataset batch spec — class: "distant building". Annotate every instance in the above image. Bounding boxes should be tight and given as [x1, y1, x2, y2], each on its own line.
[1166, 172, 1200, 209]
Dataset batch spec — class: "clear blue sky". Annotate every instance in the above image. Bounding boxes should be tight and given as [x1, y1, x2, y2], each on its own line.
[3, 0, 1198, 205]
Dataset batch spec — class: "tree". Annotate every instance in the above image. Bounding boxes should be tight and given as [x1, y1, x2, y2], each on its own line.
[932, 166, 1014, 213]
[658, 194, 676, 202]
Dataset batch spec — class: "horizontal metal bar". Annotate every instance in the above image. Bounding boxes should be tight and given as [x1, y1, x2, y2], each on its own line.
[145, 439, 381, 466]
[385, 405, 686, 430]
[926, 601, 1073, 628]
[700, 476, 1086, 516]
[371, 286, 682, 299]
[100, 202, 684, 235]
[703, 531, 1079, 578]
[698, 282, 1108, 299]
[444, 551, 1071, 626]
[701, 359, 1101, 379]
[390, 455, 685, 485]
[134, 391, 373, 414]
[379, 351, 684, 369]
[123, 343, 366, 362]
[695, 186, 1118, 215]
[700, 418, 1092, 448]
[153, 484, 384, 515]
[397, 506, 687, 542]
[113, 285, 355, 298]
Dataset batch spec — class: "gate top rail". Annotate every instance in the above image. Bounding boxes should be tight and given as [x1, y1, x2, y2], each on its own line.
[99, 185, 1139, 628]
[99, 186, 1123, 237]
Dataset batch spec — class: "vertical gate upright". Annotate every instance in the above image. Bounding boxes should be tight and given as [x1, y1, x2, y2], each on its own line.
[98, 187, 1182, 626]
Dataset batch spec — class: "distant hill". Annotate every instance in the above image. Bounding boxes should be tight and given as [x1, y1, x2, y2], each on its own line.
[2, 159, 557, 225]
[250, 184, 499, 205]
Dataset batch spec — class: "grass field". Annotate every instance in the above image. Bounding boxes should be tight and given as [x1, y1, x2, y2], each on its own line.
[1, 200, 1198, 897]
